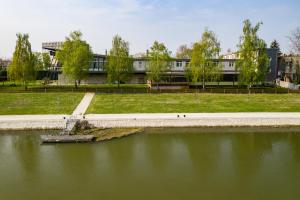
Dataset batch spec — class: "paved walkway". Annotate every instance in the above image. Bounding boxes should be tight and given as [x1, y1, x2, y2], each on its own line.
[72, 93, 95, 117]
[1, 112, 300, 130]
[85, 113, 300, 128]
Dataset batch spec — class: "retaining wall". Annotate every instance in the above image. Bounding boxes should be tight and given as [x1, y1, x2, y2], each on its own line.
[0, 115, 67, 130]
[85, 113, 300, 128]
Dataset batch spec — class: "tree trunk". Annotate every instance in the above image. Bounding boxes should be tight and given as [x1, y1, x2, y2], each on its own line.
[75, 80, 78, 89]
[24, 81, 28, 90]
[248, 85, 251, 94]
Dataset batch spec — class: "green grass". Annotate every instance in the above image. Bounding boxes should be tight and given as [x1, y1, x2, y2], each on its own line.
[87, 93, 300, 113]
[0, 93, 84, 115]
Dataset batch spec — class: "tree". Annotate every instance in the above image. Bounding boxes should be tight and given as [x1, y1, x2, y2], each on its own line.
[235, 19, 270, 91]
[187, 28, 222, 89]
[176, 44, 192, 59]
[106, 35, 133, 87]
[42, 53, 51, 70]
[294, 61, 300, 84]
[34, 52, 51, 71]
[147, 41, 171, 89]
[288, 27, 300, 54]
[7, 33, 36, 89]
[56, 31, 93, 89]
[270, 39, 281, 54]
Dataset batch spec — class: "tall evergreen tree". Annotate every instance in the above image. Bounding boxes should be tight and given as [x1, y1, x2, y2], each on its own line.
[147, 41, 171, 89]
[8, 33, 36, 89]
[56, 31, 93, 88]
[106, 35, 133, 87]
[270, 39, 281, 54]
[235, 19, 270, 91]
[187, 28, 222, 89]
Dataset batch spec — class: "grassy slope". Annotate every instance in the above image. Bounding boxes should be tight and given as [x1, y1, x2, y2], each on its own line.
[87, 93, 300, 113]
[0, 93, 84, 115]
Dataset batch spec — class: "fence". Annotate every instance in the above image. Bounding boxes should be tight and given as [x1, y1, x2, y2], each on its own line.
[1, 86, 300, 94]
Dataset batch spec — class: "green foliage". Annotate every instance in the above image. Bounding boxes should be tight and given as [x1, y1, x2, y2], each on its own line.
[42, 53, 51, 70]
[106, 35, 133, 87]
[294, 61, 300, 84]
[176, 44, 192, 59]
[236, 20, 270, 89]
[56, 31, 93, 88]
[7, 33, 36, 89]
[187, 28, 222, 89]
[147, 41, 171, 85]
[34, 52, 50, 71]
[270, 40, 279, 49]
[36, 53, 43, 70]
[270, 39, 281, 54]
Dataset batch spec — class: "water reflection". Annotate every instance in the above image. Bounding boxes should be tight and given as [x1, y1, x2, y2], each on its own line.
[1, 128, 300, 200]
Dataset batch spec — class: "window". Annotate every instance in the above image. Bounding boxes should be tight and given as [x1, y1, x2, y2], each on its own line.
[229, 62, 234, 67]
[176, 61, 182, 68]
[138, 61, 143, 68]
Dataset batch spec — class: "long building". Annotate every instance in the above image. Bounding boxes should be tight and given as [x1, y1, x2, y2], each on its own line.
[42, 42, 279, 86]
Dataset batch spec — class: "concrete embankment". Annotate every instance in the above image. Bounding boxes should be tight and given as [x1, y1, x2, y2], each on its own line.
[0, 115, 67, 130]
[1, 113, 300, 130]
[85, 113, 300, 128]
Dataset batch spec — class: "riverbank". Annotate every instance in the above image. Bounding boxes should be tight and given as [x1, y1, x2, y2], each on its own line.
[2, 113, 300, 130]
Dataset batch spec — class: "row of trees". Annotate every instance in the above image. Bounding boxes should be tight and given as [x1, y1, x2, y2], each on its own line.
[7, 33, 52, 89]
[7, 20, 300, 89]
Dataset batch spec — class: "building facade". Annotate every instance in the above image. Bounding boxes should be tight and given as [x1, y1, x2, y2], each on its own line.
[278, 54, 300, 83]
[42, 42, 279, 85]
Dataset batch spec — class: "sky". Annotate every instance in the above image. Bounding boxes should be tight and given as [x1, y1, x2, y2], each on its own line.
[0, 0, 299, 58]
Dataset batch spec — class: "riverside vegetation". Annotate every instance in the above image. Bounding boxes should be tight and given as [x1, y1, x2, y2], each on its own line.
[72, 120, 143, 142]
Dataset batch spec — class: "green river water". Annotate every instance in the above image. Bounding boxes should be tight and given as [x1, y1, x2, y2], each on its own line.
[0, 127, 300, 200]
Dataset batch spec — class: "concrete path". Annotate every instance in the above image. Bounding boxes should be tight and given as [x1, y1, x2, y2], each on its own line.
[1, 112, 300, 130]
[72, 93, 95, 117]
[85, 113, 300, 128]
[0, 115, 68, 130]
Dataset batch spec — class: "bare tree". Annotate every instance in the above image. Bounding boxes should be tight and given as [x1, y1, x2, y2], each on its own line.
[288, 27, 300, 54]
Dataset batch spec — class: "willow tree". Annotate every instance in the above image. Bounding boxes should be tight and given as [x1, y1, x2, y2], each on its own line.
[147, 41, 171, 89]
[8, 33, 36, 89]
[56, 31, 93, 88]
[106, 35, 133, 87]
[187, 29, 222, 89]
[235, 20, 269, 91]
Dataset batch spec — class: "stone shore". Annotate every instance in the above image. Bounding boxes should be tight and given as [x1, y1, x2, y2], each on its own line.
[1, 113, 300, 130]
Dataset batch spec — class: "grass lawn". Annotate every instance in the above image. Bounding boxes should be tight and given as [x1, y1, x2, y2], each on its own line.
[0, 93, 84, 115]
[87, 93, 300, 113]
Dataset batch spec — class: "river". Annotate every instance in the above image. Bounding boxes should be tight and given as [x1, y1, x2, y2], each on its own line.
[0, 127, 300, 200]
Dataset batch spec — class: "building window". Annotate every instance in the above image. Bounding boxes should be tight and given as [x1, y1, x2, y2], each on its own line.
[229, 62, 234, 67]
[138, 61, 143, 68]
[176, 61, 182, 68]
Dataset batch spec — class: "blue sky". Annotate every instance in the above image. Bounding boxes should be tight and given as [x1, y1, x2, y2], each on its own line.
[0, 0, 299, 58]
